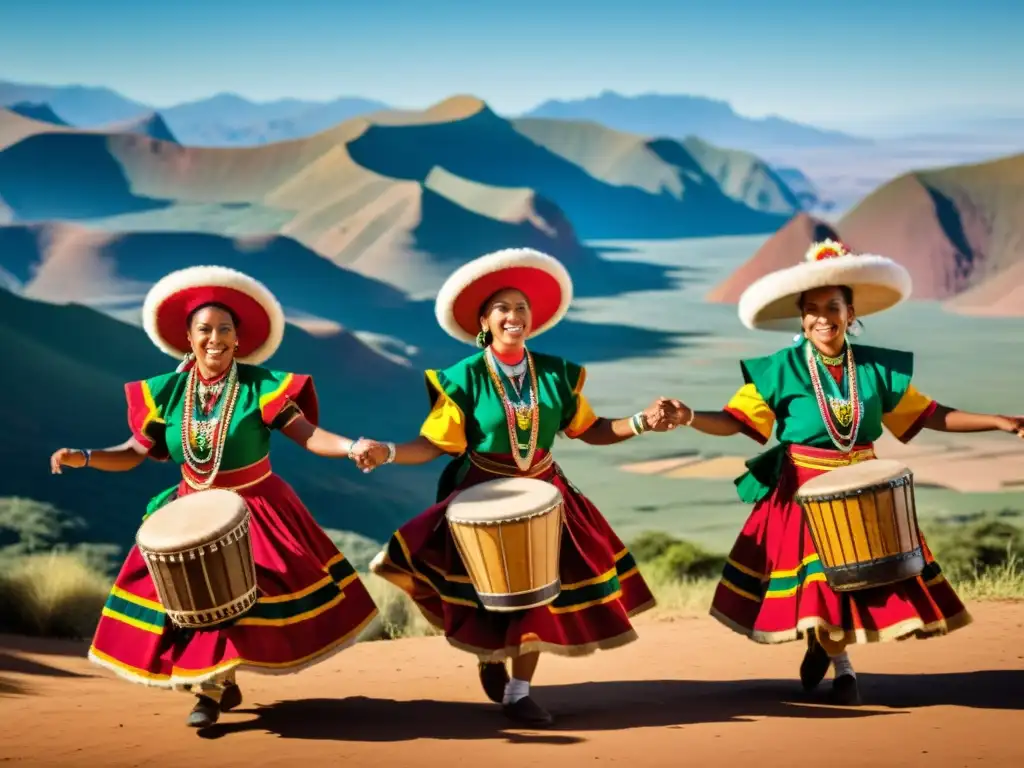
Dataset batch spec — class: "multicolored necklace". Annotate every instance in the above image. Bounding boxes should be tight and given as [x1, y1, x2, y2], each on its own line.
[805, 341, 861, 453]
[496, 356, 528, 397]
[181, 360, 240, 487]
[196, 373, 227, 414]
[484, 347, 539, 472]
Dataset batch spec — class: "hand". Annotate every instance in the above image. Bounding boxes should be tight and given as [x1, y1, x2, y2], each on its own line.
[50, 448, 86, 474]
[349, 439, 391, 473]
[996, 416, 1024, 438]
[642, 397, 692, 433]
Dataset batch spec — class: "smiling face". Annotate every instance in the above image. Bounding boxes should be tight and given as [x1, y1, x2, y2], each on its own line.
[187, 304, 238, 376]
[799, 285, 855, 356]
[479, 288, 532, 351]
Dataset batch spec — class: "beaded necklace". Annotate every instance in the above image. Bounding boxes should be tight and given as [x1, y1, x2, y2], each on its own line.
[805, 341, 861, 453]
[181, 360, 241, 488]
[495, 356, 528, 397]
[484, 347, 539, 472]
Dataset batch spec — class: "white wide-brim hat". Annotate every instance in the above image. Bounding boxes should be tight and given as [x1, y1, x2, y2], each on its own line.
[142, 265, 285, 365]
[435, 248, 574, 345]
[737, 239, 913, 332]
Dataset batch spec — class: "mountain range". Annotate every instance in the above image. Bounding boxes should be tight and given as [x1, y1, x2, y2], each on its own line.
[0, 80, 863, 153]
[2, 90, 746, 552]
[708, 152, 1024, 317]
[5, 75, 1022, 556]
[0, 94, 798, 295]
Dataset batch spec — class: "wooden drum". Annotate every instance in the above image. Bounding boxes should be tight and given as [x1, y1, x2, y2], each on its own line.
[136, 488, 259, 628]
[795, 459, 925, 592]
[446, 477, 564, 612]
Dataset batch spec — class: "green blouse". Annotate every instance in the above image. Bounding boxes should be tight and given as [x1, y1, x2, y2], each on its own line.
[125, 363, 317, 512]
[727, 342, 931, 503]
[418, 350, 598, 497]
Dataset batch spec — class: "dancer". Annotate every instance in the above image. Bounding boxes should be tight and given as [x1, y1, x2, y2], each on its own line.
[353, 248, 678, 726]
[667, 239, 1024, 705]
[49, 265, 379, 728]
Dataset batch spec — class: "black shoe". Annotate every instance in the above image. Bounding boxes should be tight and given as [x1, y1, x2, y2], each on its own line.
[187, 695, 221, 728]
[219, 681, 242, 712]
[799, 633, 831, 691]
[502, 695, 554, 727]
[830, 674, 862, 706]
[479, 661, 509, 704]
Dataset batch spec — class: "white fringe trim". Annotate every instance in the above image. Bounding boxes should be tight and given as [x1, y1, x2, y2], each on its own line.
[142, 265, 286, 365]
[368, 549, 387, 574]
[85, 610, 376, 690]
[737, 254, 912, 332]
[434, 248, 574, 345]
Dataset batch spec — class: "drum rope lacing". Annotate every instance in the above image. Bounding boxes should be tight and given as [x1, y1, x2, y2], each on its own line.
[484, 347, 540, 472]
[181, 360, 241, 488]
[805, 340, 862, 454]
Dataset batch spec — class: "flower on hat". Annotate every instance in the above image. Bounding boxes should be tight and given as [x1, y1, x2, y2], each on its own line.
[805, 238, 850, 263]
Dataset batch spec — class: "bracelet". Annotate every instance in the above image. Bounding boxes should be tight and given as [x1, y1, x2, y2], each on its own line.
[629, 412, 647, 436]
[682, 409, 695, 427]
[78, 449, 92, 468]
[384, 442, 396, 464]
[348, 437, 363, 460]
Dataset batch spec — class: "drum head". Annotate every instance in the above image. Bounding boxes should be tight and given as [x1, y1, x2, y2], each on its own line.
[137, 488, 249, 553]
[447, 477, 563, 524]
[796, 458, 911, 497]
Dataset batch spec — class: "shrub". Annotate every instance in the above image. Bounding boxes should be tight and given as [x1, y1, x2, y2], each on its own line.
[0, 551, 111, 639]
[628, 530, 682, 563]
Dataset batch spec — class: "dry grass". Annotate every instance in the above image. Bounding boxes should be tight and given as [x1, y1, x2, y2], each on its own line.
[358, 573, 441, 642]
[0, 552, 111, 639]
[2, 550, 1022, 643]
[946, 553, 1024, 602]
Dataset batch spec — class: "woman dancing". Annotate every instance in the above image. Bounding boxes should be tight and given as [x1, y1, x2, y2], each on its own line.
[353, 248, 678, 726]
[668, 239, 1024, 705]
[49, 266, 379, 728]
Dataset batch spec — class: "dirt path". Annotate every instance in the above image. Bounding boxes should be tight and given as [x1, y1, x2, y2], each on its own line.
[2, 602, 1023, 767]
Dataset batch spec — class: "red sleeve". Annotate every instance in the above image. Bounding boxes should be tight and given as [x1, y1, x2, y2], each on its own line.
[259, 373, 320, 428]
[124, 380, 170, 461]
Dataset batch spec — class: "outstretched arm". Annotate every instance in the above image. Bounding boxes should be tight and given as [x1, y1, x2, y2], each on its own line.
[672, 383, 776, 444]
[50, 437, 149, 474]
[575, 416, 641, 445]
[923, 405, 1024, 435]
[349, 436, 446, 471]
[575, 397, 683, 446]
[281, 414, 357, 458]
[390, 436, 447, 465]
[688, 410, 746, 437]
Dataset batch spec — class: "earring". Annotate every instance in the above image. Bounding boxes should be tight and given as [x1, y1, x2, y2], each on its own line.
[847, 319, 864, 337]
[176, 351, 196, 373]
[476, 329, 488, 348]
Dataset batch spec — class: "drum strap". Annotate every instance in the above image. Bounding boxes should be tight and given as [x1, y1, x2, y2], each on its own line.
[468, 451, 553, 478]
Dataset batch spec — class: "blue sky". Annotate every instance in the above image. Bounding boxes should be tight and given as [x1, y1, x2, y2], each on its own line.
[2, 0, 1022, 129]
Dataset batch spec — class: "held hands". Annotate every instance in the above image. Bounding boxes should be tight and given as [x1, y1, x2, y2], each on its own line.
[49, 448, 87, 474]
[642, 397, 693, 433]
[348, 438, 393, 473]
[997, 415, 1024, 438]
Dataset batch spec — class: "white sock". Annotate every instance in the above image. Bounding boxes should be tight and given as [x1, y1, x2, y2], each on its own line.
[503, 677, 530, 705]
[831, 651, 855, 679]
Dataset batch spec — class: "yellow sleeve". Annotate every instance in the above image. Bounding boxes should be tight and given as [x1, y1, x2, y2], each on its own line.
[881, 384, 937, 443]
[723, 383, 776, 444]
[562, 367, 599, 439]
[418, 370, 469, 455]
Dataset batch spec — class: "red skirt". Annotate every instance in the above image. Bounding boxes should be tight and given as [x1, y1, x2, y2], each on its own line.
[370, 451, 656, 661]
[710, 444, 972, 646]
[88, 464, 379, 688]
